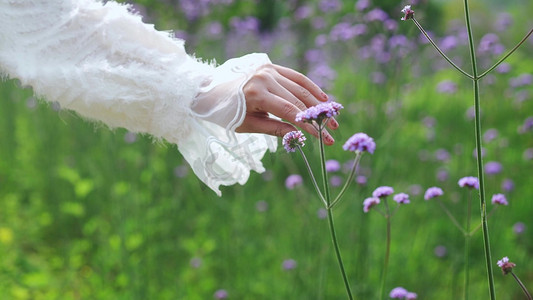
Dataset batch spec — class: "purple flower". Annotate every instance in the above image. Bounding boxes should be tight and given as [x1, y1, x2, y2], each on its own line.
[485, 161, 503, 175]
[496, 62, 511, 73]
[330, 175, 343, 187]
[343, 133, 376, 154]
[317, 208, 328, 219]
[436, 80, 457, 94]
[406, 292, 418, 300]
[440, 35, 458, 51]
[355, 0, 370, 11]
[325, 159, 341, 172]
[282, 131, 306, 153]
[436, 168, 449, 182]
[393, 193, 410, 204]
[521, 116, 533, 133]
[496, 256, 515, 275]
[282, 259, 297, 270]
[373, 186, 394, 198]
[366, 8, 389, 22]
[434, 245, 447, 258]
[390, 287, 409, 298]
[285, 174, 303, 189]
[319, 0, 341, 12]
[295, 101, 343, 124]
[424, 187, 444, 200]
[435, 149, 450, 162]
[458, 176, 479, 189]
[491, 194, 508, 206]
[363, 197, 380, 213]
[513, 222, 526, 235]
[483, 129, 499, 142]
[356, 175, 367, 186]
[400, 5, 414, 21]
[214, 289, 229, 299]
[294, 5, 313, 20]
[501, 178, 514, 192]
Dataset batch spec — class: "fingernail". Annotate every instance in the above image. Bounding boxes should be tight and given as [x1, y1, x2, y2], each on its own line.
[321, 92, 328, 101]
[325, 134, 334, 144]
[330, 118, 339, 129]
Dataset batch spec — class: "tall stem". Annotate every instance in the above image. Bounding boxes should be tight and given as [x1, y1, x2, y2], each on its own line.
[319, 130, 354, 300]
[297, 146, 326, 206]
[511, 271, 533, 300]
[379, 198, 391, 300]
[412, 18, 473, 80]
[463, 0, 496, 298]
[464, 192, 472, 300]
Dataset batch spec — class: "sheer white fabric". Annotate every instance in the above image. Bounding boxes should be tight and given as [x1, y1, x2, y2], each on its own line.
[0, 0, 278, 195]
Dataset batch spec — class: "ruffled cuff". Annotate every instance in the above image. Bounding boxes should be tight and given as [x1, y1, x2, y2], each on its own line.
[179, 53, 278, 196]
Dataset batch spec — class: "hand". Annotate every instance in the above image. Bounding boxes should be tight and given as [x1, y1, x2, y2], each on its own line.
[236, 64, 339, 145]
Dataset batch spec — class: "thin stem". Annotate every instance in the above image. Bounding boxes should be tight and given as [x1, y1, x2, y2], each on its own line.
[297, 146, 326, 206]
[436, 198, 468, 235]
[510, 271, 533, 300]
[329, 153, 362, 209]
[478, 28, 533, 79]
[469, 206, 497, 236]
[319, 129, 354, 300]
[464, 192, 472, 300]
[464, 0, 496, 298]
[412, 18, 474, 80]
[380, 198, 392, 300]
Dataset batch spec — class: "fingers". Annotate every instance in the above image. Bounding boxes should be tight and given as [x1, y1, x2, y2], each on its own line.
[273, 64, 328, 102]
[236, 114, 335, 145]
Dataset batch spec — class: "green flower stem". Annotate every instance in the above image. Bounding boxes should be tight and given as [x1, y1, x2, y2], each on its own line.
[463, 0, 496, 298]
[436, 198, 468, 236]
[379, 198, 392, 300]
[297, 146, 327, 206]
[478, 28, 533, 79]
[412, 18, 474, 80]
[465, 192, 472, 300]
[510, 271, 533, 300]
[329, 152, 362, 209]
[469, 207, 497, 236]
[318, 129, 354, 300]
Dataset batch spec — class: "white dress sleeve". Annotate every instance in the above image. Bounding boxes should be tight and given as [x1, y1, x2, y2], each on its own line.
[0, 0, 278, 196]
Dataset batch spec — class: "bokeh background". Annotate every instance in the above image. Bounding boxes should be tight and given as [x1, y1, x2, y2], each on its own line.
[1, 0, 532, 299]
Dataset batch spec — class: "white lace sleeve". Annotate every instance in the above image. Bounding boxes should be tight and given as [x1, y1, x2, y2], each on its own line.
[0, 0, 278, 196]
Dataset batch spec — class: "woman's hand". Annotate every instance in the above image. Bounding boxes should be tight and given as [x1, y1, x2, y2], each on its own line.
[237, 64, 339, 145]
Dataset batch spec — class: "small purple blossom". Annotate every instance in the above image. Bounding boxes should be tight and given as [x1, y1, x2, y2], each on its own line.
[363, 197, 380, 213]
[436, 80, 458, 94]
[393, 193, 410, 204]
[513, 222, 526, 235]
[214, 289, 229, 299]
[406, 292, 418, 300]
[434, 245, 447, 258]
[330, 175, 343, 187]
[317, 208, 328, 219]
[373, 186, 394, 198]
[485, 161, 503, 175]
[366, 8, 389, 22]
[285, 174, 303, 190]
[496, 256, 515, 275]
[282, 259, 297, 270]
[295, 101, 343, 124]
[483, 129, 499, 142]
[389, 287, 409, 298]
[282, 131, 306, 153]
[458, 176, 479, 189]
[343, 133, 376, 154]
[356, 175, 367, 186]
[501, 179, 514, 192]
[400, 5, 414, 21]
[491, 194, 508, 206]
[325, 159, 341, 172]
[424, 187, 444, 200]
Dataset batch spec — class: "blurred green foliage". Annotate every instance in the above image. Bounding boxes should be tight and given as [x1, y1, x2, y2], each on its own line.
[1, 0, 532, 299]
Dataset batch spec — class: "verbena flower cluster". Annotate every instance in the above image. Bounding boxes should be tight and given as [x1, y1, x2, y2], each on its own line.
[372, 186, 394, 198]
[343, 133, 376, 154]
[491, 193, 508, 206]
[363, 197, 380, 213]
[496, 256, 515, 275]
[400, 5, 414, 21]
[458, 176, 480, 189]
[424, 187, 444, 200]
[282, 130, 306, 153]
[295, 101, 343, 124]
[389, 286, 417, 299]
